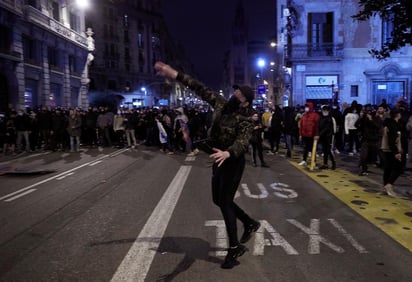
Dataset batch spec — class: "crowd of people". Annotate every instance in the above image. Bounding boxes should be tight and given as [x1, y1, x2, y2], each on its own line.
[1, 97, 411, 194]
[0, 105, 212, 156]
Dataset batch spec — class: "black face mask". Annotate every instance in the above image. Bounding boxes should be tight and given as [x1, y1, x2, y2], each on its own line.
[226, 95, 241, 113]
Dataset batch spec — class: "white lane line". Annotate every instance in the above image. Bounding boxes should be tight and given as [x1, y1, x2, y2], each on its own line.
[56, 172, 75, 180]
[0, 149, 127, 202]
[111, 165, 192, 282]
[88, 160, 103, 166]
[4, 189, 37, 202]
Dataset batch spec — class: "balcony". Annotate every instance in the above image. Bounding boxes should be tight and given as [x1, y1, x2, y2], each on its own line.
[0, 48, 22, 62]
[24, 5, 88, 49]
[287, 43, 344, 62]
[0, 0, 23, 14]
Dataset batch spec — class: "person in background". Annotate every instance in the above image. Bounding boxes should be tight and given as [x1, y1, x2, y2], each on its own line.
[381, 109, 403, 197]
[267, 105, 283, 154]
[318, 105, 336, 170]
[283, 106, 296, 158]
[124, 108, 138, 149]
[174, 107, 193, 155]
[250, 112, 269, 167]
[330, 104, 344, 153]
[407, 113, 412, 166]
[14, 109, 31, 153]
[344, 105, 360, 155]
[67, 108, 82, 152]
[298, 101, 320, 166]
[3, 114, 16, 155]
[155, 61, 260, 269]
[113, 110, 126, 148]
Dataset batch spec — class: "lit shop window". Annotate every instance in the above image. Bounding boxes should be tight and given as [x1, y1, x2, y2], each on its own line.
[24, 88, 33, 108]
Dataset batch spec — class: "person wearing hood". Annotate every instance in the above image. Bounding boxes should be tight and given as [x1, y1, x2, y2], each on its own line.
[298, 101, 320, 166]
[154, 61, 260, 269]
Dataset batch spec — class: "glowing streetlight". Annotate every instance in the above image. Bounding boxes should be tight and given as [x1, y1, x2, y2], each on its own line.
[257, 58, 266, 69]
[75, 0, 90, 9]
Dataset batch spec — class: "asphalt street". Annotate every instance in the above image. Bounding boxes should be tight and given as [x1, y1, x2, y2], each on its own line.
[0, 145, 411, 281]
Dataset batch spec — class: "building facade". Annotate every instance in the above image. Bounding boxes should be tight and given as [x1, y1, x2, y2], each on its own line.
[277, 0, 412, 108]
[85, 0, 191, 108]
[0, 0, 91, 113]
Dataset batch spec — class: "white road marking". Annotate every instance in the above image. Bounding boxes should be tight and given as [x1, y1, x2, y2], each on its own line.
[206, 219, 366, 256]
[56, 172, 74, 180]
[205, 220, 228, 256]
[111, 165, 192, 282]
[328, 218, 368, 253]
[88, 160, 103, 166]
[254, 220, 298, 256]
[0, 149, 126, 202]
[270, 182, 298, 199]
[4, 189, 37, 202]
[241, 183, 269, 199]
[287, 219, 345, 254]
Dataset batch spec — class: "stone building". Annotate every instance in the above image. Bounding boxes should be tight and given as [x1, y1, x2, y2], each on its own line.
[0, 0, 91, 112]
[277, 0, 412, 108]
[85, 0, 190, 108]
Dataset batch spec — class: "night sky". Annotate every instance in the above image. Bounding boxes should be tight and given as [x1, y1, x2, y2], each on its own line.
[161, 0, 276, 90]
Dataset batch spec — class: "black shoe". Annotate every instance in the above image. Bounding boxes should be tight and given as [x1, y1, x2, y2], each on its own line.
[252, 162, 257, 167]
[331, 163, 336, 170]
[221, 244, 247, 269]
[261, 163, 269, 168]
[319, 165, 328, 169]
[240, 220, 261, 244]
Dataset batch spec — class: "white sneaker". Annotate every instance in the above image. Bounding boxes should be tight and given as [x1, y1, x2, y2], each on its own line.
[298, 161, 307, 166]
[348, 152, 354, 156]
[267, 151, 274, 155]
[187, 151, 196, 157]
[193, 148, 200, 155]
[308, 152, 312, 157]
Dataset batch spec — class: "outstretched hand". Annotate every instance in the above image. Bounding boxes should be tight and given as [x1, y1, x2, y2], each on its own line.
[154, 61, 178, 80]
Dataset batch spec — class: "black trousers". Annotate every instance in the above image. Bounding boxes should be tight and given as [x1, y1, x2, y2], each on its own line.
[383, 152, 402, 186]
[302, 136, 314, 162]
[358, 141, 379, 171]
[251, 140, 264, 165]
[212, 154, 253, 247]
[320, 136, 335, 166]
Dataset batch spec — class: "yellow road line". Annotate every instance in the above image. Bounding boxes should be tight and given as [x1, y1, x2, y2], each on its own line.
[290, 161, 412, 252]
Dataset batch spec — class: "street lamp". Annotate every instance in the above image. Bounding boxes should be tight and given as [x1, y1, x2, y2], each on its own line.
[75, 0, 90, 9]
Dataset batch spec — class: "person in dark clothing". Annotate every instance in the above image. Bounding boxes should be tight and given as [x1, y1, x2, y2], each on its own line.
[395, 100, 410, 172]
[381, 109, 403, 197]
[250, 112, 269, 167]
[84, 107, 98, 147]
[50, 109, 67, 151]
[356, 110, 381, 175]
[330, 105, 344, 152]
[155, 61, 260, 269]
[283, 106, 296, 158]
[268, 105, 283, 154]
[318, 105, 336, 170]
[14, 109, 31, 152]
[36, 108, 52, 150]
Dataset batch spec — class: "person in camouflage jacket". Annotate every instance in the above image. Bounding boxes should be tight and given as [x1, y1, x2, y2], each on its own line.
[154, 61, 261, 269]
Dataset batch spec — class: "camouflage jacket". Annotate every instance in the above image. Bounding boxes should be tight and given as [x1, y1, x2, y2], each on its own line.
[176, 72, 253, 158]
